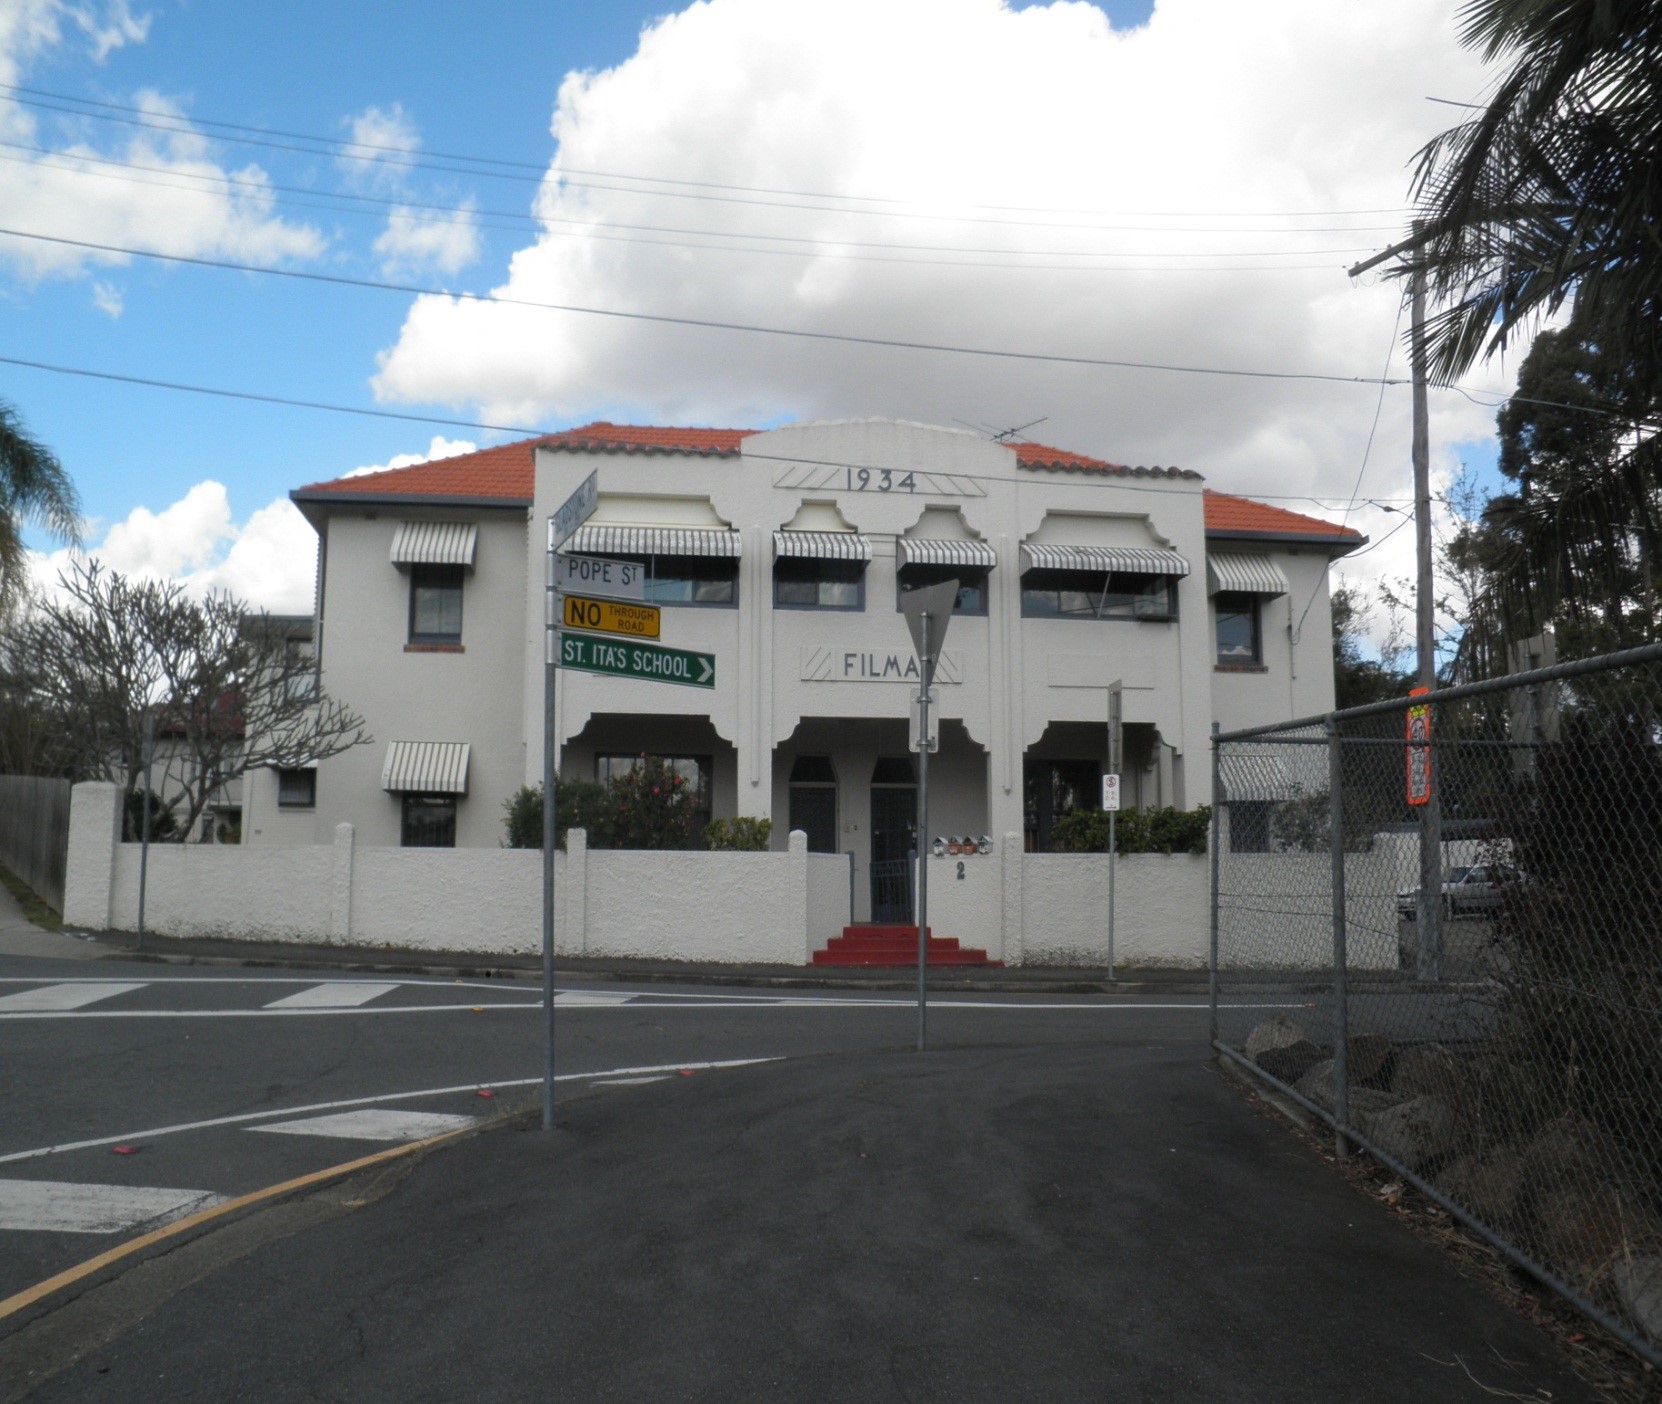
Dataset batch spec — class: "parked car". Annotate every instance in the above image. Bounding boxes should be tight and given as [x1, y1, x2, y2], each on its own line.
[1396, 864, 1530, 922]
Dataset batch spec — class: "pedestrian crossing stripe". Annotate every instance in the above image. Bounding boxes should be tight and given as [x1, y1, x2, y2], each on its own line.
[249, 1109, 478, 1142]
[263, 982, 400, 1009]
[0, 1180, 225, 1234]
[0, 983, 145, 1012]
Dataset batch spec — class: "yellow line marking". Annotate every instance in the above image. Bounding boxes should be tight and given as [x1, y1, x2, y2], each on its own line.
[0, 1123, 479, 1324]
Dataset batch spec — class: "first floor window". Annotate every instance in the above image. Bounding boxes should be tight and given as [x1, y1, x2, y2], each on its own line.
[1228, 801, 1272, 853]
[409, 565, 464, 643]
[401, 793, 457, 847]
[1020, 569, 1175, 620]
[1214, 592, 1261, 664]
[605, 554, 738, 607]
[774, 557, 864, 609]
[896, 566, 989, 615]
[277, 767, 317, 809]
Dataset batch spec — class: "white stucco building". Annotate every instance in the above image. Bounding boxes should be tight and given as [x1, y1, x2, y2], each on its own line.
[248, 419, 1360, 922]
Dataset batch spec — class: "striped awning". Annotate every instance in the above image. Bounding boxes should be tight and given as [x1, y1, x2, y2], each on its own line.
[390, 521, 478, 569]
[1019, 544, 1190, 577]
[567, 525, 742, 558]
[896, 538, 996, 570]
[1207, 552, 1289, 597]
[773, 530, 873, 562]
[381, 741, 471, 795]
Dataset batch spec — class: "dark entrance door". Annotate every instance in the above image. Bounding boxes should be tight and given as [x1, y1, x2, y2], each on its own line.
[869, 782, 918, 923]
[789, 785, 837, 853]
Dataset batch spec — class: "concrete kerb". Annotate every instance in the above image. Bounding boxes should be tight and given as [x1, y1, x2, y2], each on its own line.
[0, 1098, 531, 1343]
[58, 927, 1242, 994]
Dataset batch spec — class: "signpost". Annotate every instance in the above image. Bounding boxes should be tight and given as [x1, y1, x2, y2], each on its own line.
[541, 478, 598, 1133]
[562, 594, 661, 640]
[1105, 683, 1122, 982]
[559, 633, 715, 688]
[553, 552, 646, 601]
[900, 578, 958, 1053]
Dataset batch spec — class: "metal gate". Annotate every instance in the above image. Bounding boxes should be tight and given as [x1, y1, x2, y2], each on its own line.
[870, 855, 914, 924]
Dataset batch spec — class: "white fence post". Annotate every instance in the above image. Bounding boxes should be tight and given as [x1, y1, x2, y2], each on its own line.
[788, 828, 809, 962]
[563, 828, 587, 955]
[330, 823, 355, 943]
[1001, 832, 1024, 967]
[63, 781, 121, 931]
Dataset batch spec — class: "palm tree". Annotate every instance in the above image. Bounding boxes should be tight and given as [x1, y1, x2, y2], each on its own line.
[0, 399, 82, 608]
[1411, 0, 1662, 394]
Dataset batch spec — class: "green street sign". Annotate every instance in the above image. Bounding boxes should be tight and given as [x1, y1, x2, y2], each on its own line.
[557, 632, 716, 689]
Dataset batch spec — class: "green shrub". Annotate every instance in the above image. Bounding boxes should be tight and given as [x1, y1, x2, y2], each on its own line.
[704, 817, 772, 851]
[502, 776, 620, 850]
[503, 757, 698, 850]
[1046, 804, 1210, 855]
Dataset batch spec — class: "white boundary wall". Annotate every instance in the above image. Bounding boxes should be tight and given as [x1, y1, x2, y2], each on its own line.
[64, 782, 853, 963]
[64, 784, 1239, 967]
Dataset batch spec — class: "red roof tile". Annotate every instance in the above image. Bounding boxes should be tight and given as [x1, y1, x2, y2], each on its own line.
[291, 423, 1357, 547]
[1203, 490, 1363, 543]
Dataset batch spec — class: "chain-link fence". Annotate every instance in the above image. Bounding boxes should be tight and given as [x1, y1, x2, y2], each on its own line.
[1211, 641, 1662, 1368]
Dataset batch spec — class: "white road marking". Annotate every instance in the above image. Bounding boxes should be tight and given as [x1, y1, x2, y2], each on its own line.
[0, 982, 145, 1012]
[0, 1180, 225, 1235]
[263, 982, 400, 1009]
[591, 1075, 671, 1087]
[250, 1109, 477, 1142]
[554, 990, 635, 1006]
[0, 1003, 540, 1021]
[0, 1058, 781, 1165]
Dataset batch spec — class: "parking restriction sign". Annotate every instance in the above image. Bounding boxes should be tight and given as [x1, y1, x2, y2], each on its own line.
[1405, 686, 1431, 806]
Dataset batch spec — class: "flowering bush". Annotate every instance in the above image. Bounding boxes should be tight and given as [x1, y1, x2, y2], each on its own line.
[502, 756, 698, 850]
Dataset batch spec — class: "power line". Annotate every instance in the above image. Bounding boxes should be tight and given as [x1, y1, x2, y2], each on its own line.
[0, 144, 1379, 269]
[0, 347, 1409, 511]
[0, 352, 545, 435]
[0, 225, 1412, 387]
[0, 81, 1413, 232]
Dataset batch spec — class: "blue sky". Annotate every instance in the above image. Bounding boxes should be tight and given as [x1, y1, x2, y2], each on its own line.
[4, 0, 1508, 625]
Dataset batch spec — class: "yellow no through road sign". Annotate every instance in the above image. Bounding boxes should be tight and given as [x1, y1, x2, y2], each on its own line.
[561, 593, 661, 640]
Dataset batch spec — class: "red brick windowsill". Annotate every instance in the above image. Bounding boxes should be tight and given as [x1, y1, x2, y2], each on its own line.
[1214, 662, 1268, 673]
[405, 642, 465, 654]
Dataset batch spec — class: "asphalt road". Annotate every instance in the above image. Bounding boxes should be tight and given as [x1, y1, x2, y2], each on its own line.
[0, 954, 1237, 1306]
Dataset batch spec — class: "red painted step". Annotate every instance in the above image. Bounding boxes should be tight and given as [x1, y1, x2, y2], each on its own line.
[811, 924, 1002, 967]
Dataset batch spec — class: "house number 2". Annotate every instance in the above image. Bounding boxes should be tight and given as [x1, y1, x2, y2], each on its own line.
[956, 861, 965, 880]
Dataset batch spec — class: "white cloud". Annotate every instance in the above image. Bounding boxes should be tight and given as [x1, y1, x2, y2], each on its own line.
[90, 277, 121, 316]
[0, 8, 323, 281]
[338, 103, 420, 193]
[344, 434, 478, 479]
[372, 0, 1517, 608]
[29, 482, 318, 614]
[373, 202, 480, 277]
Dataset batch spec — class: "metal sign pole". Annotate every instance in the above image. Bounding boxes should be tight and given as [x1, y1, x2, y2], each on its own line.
[136, 710, 154, 950]
[916, 611, 931, 1053]
[1107, 807, 1116, 982]
[542, 540, 558, 1133]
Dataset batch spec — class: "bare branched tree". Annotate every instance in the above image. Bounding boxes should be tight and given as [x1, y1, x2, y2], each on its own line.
[10, 561, 369, 839]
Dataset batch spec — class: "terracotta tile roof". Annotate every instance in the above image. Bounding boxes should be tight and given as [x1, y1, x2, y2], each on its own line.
[292, 423, 756, 504]
[291, 422, 1357, 549]
[1011, 441, 1198, 480]
[1203, 490, 1364, 544]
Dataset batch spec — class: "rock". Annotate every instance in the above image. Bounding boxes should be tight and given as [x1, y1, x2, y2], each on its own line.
[1244, 1013, 1308, 1062]
[1390, 1044, 1466, 1108]
[1346, 1033, 1395, 1089]
[1520, 1113, 1618, 1196]
[1357, 1096, 1461, 1172]
[1437, 1151, 1525, 1230]
[1256, 1039, 1324, 1085]
[1292, 1060, 1401, 1120]
[1612, 1257, 1662, 1346]
[1528, 1183, 1632, 1288]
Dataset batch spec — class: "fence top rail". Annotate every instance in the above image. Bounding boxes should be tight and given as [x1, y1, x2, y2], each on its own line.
[1214, 637, 1662, 745]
